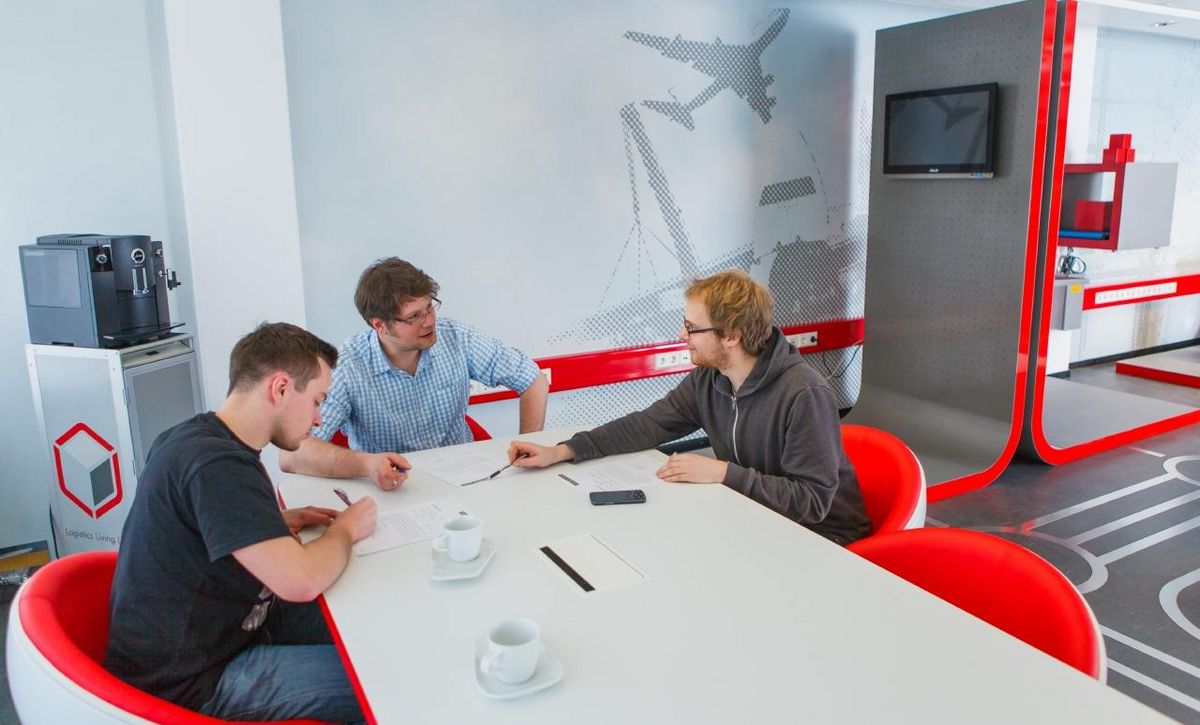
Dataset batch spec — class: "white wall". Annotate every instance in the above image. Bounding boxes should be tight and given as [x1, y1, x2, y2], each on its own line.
[0, 0, 307, 550]
[1069, 26, 1200, 361]
[0, 0, 188, 550]
[161, 0, 308, 408]
[0, 0, 982, 549]
[281, 0, 943, 437]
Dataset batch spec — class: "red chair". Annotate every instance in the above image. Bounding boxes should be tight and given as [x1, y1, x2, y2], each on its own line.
[464, 415, 492, 442]
[5, 551, 325, 724]
[330, 415, 491, 448]
[841, 424, 926, 536]
[848, 528, 1106, 680]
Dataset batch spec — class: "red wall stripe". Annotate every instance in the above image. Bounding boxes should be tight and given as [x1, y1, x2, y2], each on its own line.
[469, 318, 865, 404]
[1081, 274, 1200, 310]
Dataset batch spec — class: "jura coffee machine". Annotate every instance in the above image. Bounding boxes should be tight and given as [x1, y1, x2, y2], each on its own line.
[20, 234, 183, 348]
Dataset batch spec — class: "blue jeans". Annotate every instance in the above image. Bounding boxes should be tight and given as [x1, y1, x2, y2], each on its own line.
[200, 601, 365, 723]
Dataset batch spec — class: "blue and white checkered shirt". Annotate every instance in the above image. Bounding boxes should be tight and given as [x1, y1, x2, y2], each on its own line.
[312, 318, 539, 453]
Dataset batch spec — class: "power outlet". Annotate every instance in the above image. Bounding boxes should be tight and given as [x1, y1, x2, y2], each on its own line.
[786, 332, 819, 349]
[654, 351, 693, 369]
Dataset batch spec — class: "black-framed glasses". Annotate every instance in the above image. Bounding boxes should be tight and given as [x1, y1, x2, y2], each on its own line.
[393, 297, 441, 326]
[683, 323, 717, 337]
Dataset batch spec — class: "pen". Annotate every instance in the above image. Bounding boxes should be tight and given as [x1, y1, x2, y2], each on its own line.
[462, 452, 531, 487]
[486, 451, 530, 480]
[333, 487, 352, 507]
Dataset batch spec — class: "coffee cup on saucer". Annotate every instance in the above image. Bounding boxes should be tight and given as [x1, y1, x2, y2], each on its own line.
[433, 514, 483, 562]
[479, 618, 541, 685]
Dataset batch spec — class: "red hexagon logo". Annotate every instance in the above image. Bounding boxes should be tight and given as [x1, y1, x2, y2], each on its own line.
[53, 422, 123, 519]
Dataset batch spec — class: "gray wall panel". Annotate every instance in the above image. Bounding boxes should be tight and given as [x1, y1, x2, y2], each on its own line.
[847, 0, 1052, 487]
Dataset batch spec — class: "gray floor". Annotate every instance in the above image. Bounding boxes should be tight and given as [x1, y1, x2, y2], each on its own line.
[931, 423, 1200, 723]
[1069, 358, 1200, 408]
[1041, 375, 1197, 449]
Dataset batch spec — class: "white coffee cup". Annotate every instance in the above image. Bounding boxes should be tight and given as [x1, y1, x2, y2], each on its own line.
[433, 514, 482, 562]
[479, 618, 541, 685]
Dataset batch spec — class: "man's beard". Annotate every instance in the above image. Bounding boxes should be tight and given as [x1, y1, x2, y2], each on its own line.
[690, 345, 729, 370]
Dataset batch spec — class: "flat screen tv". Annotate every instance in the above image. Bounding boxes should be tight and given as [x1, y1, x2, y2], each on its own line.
[883, 82, 998, 177]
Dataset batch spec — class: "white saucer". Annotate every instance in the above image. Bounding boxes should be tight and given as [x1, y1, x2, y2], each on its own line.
[431, 538, 496, 581]
[473, 636, 564, 699]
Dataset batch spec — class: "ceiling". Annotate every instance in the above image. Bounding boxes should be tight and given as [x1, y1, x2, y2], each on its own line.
[884, 0, 1200, 39]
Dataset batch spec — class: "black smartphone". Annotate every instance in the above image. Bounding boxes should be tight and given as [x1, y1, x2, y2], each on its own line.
[589, 489, 647, 506]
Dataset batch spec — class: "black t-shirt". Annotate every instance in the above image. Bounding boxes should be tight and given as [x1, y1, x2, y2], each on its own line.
[105, 412, 292, 711]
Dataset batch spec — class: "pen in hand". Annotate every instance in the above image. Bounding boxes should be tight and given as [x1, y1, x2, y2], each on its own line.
[462, 452, 530, 487]
[490, 451, 530, 479]
[333, 487, 352, 507]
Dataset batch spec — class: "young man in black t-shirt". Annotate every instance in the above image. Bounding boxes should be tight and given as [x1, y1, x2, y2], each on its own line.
[106, 322, 378, 722]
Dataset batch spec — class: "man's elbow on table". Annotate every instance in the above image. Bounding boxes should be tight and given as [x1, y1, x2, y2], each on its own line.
[278, 447, 300, 473]
[279, 437, 328, 475]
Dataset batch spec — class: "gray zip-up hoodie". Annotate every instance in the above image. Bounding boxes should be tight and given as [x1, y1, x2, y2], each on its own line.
[565, 328, 871, 545]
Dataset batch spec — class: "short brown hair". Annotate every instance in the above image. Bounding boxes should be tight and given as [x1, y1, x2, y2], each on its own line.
[227, 322, 338, 394]
[354, 257, 440, 325]
[685, 269, 775, 356]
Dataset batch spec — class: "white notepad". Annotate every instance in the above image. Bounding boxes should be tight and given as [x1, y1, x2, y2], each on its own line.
[538, 533, 647, 594]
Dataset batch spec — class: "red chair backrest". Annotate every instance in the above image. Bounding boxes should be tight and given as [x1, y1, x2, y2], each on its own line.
[841, 424, 922, 536]
[465, 415, 492, 441]
[17, 551, 325, 724]
[848, 528, 1103, 679]
[331, 415, 490, 448]
[22, 551, 116, 664]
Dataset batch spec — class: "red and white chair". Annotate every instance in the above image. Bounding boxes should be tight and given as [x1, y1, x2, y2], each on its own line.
[5, 550, 324, 723]
[848, 527, 1106, 680]
[841, 424, 926, 536]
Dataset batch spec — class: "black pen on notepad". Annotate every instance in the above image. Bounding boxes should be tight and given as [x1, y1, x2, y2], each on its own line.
[333, 487, 352, 507]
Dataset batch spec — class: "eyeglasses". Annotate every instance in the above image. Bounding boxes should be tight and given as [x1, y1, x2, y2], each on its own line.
[393, 297, 441, 326]
[682, 323, 718, 337]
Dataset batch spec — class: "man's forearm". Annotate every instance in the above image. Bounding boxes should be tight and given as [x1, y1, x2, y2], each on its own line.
[279, 437, 368, 479]
[296, 525, 356, 598]
[233, 526, 355, 602]
[518, 373, 549, 433]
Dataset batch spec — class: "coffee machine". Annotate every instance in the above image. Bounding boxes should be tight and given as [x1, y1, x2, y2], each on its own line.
[20, 234, 183, 348]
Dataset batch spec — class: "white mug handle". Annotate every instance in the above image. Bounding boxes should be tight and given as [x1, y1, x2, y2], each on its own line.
[433, 533, 449, 553]
[480, 649, 505, 677]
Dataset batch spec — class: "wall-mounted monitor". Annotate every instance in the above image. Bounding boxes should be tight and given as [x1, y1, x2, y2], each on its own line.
[883, 82, 999, 178]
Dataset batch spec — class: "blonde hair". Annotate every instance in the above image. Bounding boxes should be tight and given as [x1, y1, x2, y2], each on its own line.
[685, 270, 775, 356]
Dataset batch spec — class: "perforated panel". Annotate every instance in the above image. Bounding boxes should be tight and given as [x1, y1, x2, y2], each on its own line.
[848, 0, 1051, 486]
[546, 373, 704, 443]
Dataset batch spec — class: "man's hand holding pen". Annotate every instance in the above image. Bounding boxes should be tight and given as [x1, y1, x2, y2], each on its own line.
[364, 451, 411, 491]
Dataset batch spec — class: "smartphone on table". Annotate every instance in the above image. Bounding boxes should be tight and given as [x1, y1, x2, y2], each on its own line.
[589, 489, 647, 506]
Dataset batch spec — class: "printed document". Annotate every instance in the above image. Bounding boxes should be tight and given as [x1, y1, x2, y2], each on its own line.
[407, 446, 521, 487]
[355, 497, 468, 556]
[558, 452, 664, 492]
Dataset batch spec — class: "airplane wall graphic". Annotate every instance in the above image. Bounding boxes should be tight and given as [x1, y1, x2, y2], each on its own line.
[547, 7, 863, 372]
[625, 8, 788, 130]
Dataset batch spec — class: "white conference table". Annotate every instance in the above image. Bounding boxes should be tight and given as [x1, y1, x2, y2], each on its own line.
[277, 429, 1163, 724]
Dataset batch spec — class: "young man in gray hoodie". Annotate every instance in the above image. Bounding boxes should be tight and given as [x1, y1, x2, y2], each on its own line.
[508, 269, 871, 545]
